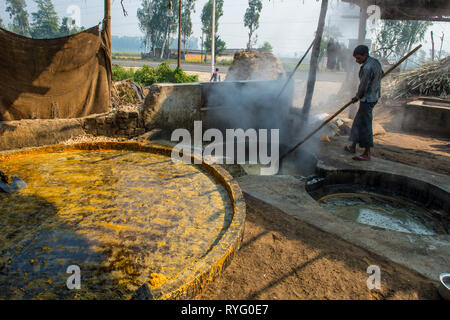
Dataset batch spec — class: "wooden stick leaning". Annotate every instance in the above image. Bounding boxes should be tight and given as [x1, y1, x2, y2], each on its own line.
[276, 38, 316, 101]
[279, 44, 423, 162]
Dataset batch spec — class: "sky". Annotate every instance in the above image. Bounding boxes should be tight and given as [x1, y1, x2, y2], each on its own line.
[1, 0, 449, 58]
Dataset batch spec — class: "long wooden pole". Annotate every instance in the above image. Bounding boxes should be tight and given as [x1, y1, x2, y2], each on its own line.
[431, 31, 435, 61]
[276, 38, 315, 101]
[301, 0, 328, 123]
[104, 0, 112, 95]
[279, 44, 422, 162]
[104, 0, 111, 47]
[438, 32, 444, 60]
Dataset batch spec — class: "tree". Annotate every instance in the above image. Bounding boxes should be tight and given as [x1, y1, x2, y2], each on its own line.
[258, 41, 273, 53]
[137, 0, 179, 58]
[181, 0, 196, 53]
[201, 0, 225, 61]
[204, 35, 226, 58]
[373, 20, 432, 68]
[30, 0, 60, 39]
[6, 0, 31, 36]
[137, 0, 155, 54]
[244, 0, 263, 49]
[0, 16, 3, 28]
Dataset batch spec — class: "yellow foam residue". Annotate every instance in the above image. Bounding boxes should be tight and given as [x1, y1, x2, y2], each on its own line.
[148, 273, 168, 289]
[95, 222, 137, 233]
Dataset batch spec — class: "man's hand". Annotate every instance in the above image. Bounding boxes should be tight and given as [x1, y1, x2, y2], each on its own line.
[351, 96, 359, 104]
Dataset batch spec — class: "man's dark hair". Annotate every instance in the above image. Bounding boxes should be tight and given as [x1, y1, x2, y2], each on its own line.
[353, 45, 369, 56]
[216, 68, 219, 71]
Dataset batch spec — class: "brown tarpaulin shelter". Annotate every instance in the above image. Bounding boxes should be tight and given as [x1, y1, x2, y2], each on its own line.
[0, 23, 112, 121]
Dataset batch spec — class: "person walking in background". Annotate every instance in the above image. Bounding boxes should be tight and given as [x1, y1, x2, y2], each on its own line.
[210, 68, 221, 82]
[326, 38, 337, 70]
[345, 45, 384, 161]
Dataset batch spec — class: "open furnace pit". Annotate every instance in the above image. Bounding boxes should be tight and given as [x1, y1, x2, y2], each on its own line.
[0, 142, 245, 300]
[306, 170, 449, 236]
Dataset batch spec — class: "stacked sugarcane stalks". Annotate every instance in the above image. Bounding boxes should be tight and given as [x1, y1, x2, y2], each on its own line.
[382, 56, 449, 100]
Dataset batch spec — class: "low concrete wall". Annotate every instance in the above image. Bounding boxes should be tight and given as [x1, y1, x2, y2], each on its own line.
[401, 102, 450, 137]
[0, 119, 85, 151]
[142, 83, 203, 133]
[142, 79, 294, 133]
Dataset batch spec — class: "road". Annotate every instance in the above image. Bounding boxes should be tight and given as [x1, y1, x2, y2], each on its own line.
[113, 59, 224, 73]
[113, 59, 347, 83]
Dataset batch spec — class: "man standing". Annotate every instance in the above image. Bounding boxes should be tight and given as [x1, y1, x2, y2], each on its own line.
[345, 45, 383, 161]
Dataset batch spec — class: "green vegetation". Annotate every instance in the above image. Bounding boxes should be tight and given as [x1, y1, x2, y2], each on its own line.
[258, 41, 273, 53]
[112, 65, 136, 81]
[112, 63, 198, 86]
[374, 20, 432, 69]
[5, 0, 31, 36]
[30, 0, 59, 39]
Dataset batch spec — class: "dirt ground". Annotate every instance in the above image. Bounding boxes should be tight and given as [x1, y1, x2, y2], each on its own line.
[195, 195, 440, 300]
[185, 70, 227, 82]
[345, 132, 449, 176]
[344, 103, 449, 175]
